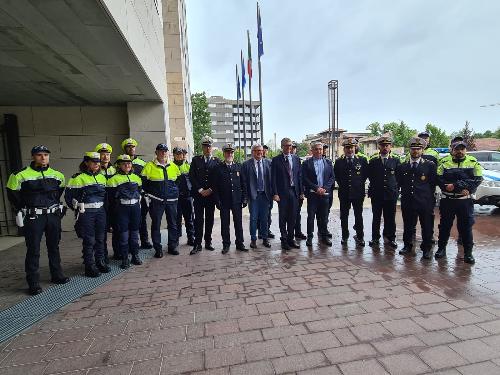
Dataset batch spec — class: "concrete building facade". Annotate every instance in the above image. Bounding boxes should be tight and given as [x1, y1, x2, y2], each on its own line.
[207, 96, 260, 157]
[0, 0, 193, 235]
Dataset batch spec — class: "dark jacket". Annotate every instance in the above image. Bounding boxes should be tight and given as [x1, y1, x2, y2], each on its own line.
[271, 153, 302, 198]
[210, 162, 247, 208]
[241, 158, 272, 201]
[334, 155, 368, 200]
[302, 157, 335, 199]
[367, 153, 401, 201]
[396, 159, 437, 209]
[189, 155, 220, 199]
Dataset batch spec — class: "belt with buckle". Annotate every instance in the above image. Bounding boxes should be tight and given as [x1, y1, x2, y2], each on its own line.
[120, 198, 139, 205]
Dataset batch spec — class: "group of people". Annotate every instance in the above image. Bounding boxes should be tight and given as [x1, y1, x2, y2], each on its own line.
[6, 130, 483, 296]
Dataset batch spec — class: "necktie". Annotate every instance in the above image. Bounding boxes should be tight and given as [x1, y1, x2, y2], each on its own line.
[382, 158, 386, 166]
[257, 160, 264, 191]
[285, 156, 293, 185]
[348, 157, 352, 166]
[412, 162, 417, 169]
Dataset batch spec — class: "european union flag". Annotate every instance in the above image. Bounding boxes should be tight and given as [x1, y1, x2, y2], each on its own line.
[236, 65, 241, 100]
[241, 50, 246, 89]
[257, 3, 264, 58]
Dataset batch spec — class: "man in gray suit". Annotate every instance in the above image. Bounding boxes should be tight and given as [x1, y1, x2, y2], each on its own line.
[242, 144, 272, 249]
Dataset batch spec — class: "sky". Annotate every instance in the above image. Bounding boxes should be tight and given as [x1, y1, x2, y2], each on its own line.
[186, 0, 500, 143]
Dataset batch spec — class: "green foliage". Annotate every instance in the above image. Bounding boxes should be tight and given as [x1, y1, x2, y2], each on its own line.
[367, 122, 382, 136]
[191, 92, 212, 155]
[380, 121, 417, 148]
[424, 123, 449, 147]
[214, 148, 245, 163]
[475, 127, 500, 139]
[296, 141, 310, 157]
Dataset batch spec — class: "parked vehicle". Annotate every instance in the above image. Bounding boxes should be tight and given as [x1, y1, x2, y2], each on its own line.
[468, 151, 500, 171]
[474, 169, 500, 207]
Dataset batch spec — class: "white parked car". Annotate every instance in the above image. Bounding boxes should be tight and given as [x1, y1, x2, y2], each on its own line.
[474, 169, 500, 207]
[468, 151, 500, 171]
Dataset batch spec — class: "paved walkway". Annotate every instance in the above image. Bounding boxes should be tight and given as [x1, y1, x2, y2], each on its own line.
[0, 207, 500, 374]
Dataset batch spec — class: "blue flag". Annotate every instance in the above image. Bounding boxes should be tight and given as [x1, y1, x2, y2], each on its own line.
[241, 50, 246, 89]
[236, 64, 241, 100]
[257, 3, 264, 58]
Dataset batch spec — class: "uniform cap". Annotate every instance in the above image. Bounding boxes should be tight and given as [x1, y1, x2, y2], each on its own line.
[291, 141, 297, 148]
[408, 137, 427, 149]
[156, 143, 169, 151]
[342, 137, 358, 147]
[201, 135, 214, 146]
[121, 138, 138, 150]
[173, 146, 183, 154]
[31, 145, 51, 155]
[222, 143, 235, 152]
[95, 143, 112, 153]
[83, 152, 101, 162]
[116, 154, 132, 163]
[418, 131, 430, 138]
[377, 136, 393, 145]
[451, 140, 467, 150]
[263, 145, 269, 150]
[450, 135, 464, 144]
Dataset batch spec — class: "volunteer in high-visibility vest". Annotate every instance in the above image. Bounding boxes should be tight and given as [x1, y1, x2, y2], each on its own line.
[65, 152, 110, 277]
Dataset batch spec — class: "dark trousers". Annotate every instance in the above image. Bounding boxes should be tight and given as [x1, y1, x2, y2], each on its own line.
[105, 214, 121, 259]
[402, 201, 434, 250]
[149, 200, 178, 251]
[438, 198, 474, 250]
[294, 198, 304, 235]
[306, 194, 329, 240]
[257, 199, 273, 238]
[278, 188, 299, 243]
[24, 212, 64, 286]
[249, 193, 270, 241]
[340, 197, 364, 239]
[371, 199, 397, 241]
[114, 203, 141, 258]
[220, 204, 244, 246]
[193, 197, 216, 246]
[139, 196, 149, 244]
[76, 207, 106, 266]
[177, 197, 194, 241]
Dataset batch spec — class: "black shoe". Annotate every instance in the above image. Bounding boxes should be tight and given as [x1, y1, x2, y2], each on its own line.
[263, 239, 271, 248]
[51, 276, 70, 284]
[167, 248, 179, 256]
[295, 233, 307, 240]
[353, 235, 365, 247]
[288, 240, 300, 249]
[430, 238, 436, 245]
[322, 238, 332, 246]
[120, 258, 130, 269]
[236, 244, 248, 252]
[327, 232, 333, 238]
[205, 243, 215, 251]
[141, 241, 153, 249]
[154, 250, 164, 258]
[131, 254, 143, 265]
[103, 256, 110, 265]
[187, 238, 195, 246]
[250, 240, 257, 249]
[387, 240, 398, 248]
[281, 242, 290, 251]
[112, 253, 121, 260]
[85, 264, 101, 278]
[369, 239, 380, 247]
[190, 245, 202, 255]
[422, 250, 432, 260]
[268, 231, 275, 239]
[435, 247, 446, 259]
[464, 255, 475, 264]
[96, 260, 111, 273]
[341, 238, 348, 246]
[222, 245, 230, 254]
[28, 284, 43, 295]
[306, 238, 313, 247]
[457, 237, 463, 246]
[399, 246, 413, 255]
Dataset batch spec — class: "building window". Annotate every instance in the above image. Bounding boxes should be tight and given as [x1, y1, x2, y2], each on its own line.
[212, 121, 216, 125]
[210, 113, 216, 117]
[226, 130, 232, 133]
[208, 103, 216, 108]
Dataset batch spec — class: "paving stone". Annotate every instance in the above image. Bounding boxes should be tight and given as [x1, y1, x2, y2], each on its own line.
[456, 361, 500, 375]
[418, 345, 468, 370]
[480, 334, 500, 349]
[280, 335, 306, 355]
[305, 317, 350, 332]
[205, 347, 246, 368]
[0, 362, 48, 375]
[449, 338, 499, 362]
[205, 320, 239, 336]
[1, 345, 52, 367]
[332, 328, 358, 346]
[441, 310, 485, 326]
[324, 343, 377, 364]
[414, 302, 458, 315]
[297, 365, 342, 375]
[338, 358, 389, 375]
[262, 324, 308, 340]
[87, 363, 133, 374]
[269, 312, 290, 326]
[130, 358, 162, 375]
[162, 337, 213, 356]
[478, 319, 500, 334]
[298, 331, 341, 352]
[381, 318, 425, 336]
[161, 351, 204, 374]
[416, 330, 458, 346]
[149, 326, 186, 344]
[243, 339, 285, 361]
[44, 340, 92, 360]
[448, 324, 490, 340]
[379, 353, 430, 375]
[214, 330, 263, 348]
[348, 311, 391, 325]
[350, 323, 392, 341]
[386, 307, 421, 319]
[271, 352, 328, 374]
[256, 301, 289, 314]
[372, 335, 426, 355]
[238, 315, 273, 331]
[412, 314, 456, 331]
[230, 360, 274, 375]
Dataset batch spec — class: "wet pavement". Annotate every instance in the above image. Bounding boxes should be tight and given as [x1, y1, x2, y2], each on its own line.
[0, 202, 499, 374]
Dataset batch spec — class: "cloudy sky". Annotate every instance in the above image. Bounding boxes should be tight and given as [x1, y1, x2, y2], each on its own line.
[186, 0, 500, 142]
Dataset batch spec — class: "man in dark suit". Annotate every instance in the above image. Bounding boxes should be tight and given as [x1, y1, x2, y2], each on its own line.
[188, 136, 220, 255]
[211, 143, 247, 254]
[334, 138, 368, 247]
[271, 137, 303, 251]
[259, 145, 275, 239]
[242, 144, 272, 249]
[292, 142, 307, 240]
[323, 144, 334, 238]
[367, 136, 401, 248]
[302, 141, 335, 247]
[396, 137, 437, 259]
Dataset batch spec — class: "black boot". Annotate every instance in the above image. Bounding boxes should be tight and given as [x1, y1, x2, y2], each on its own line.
[131, 254, 143, 265]
[421, 249, 432, 260]
[120, 257, 131, 269]
[399, 245, 413, 255]
[28, 284, 43, 295]
[435, 247, 447, 259]
[85, 264, 101, 278]
[154, 249, 164, 258]
[464, 247, 475, 264]
[187, 237, 195, 246]
[141, 241, 153, 249]
[190, 244, 202, 255]
[205, 243, 215, 251]
[96, 259, 111, 273]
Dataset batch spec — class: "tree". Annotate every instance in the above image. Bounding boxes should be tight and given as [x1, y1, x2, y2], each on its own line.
[213, 148, 245, 163]
[461, 121, 476, 151]
[424, 123, 449, 147]
[296, 141, 310, 157]
[366, 122, 382, 136]
[191, 92, 212, 155]
[382, 121, 416, 148]
[475, 127, 500, 139]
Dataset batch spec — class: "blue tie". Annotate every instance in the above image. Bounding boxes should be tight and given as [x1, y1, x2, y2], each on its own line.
[257, 160, 264, 191]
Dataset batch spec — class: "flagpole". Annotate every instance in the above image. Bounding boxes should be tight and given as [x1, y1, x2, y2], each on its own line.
[257, 2, 264, 144]
[258, 57, 263, 145]
[236, 64, 241, 153]
[241, 50, 247, 158]
[247, 30, 254, 146]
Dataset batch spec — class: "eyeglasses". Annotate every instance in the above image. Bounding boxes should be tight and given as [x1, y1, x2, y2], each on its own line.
[283, 144, 293, 147]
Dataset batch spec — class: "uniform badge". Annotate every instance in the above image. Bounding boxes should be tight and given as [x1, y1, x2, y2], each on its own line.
[421, 175, 426, 181]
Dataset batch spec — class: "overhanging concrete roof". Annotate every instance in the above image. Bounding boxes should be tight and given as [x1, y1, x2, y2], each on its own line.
[0, 0, 162, 105]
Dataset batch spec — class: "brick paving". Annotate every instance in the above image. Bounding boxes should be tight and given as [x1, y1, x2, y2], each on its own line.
[0, 207, 499, 374]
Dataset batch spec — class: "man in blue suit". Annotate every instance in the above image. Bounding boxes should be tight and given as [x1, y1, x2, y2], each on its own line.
[302, 141, 335, 247]
[271, 137, 303, 251]
[242, 144, 272, 249]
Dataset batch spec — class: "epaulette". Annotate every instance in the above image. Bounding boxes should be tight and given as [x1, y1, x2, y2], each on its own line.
[71, 172, 82, 178]
[12, 166, 28, 175]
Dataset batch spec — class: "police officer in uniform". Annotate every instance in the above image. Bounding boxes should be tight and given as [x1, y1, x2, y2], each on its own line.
[367, 136, 400, 248]
[65, 152, 110, 277]
[211, 143, 248, 253]
[95, 143, 117, 263]
[122, 138, 152, 249]
[7, 146, 69, 295]
[189, 136, 220, 254]
[173, 147, 195, 246]
[417, 131, 440, 165]
[396, 137, 437, 259]
[334, 138, 368, 247]
[435, 140, 482, 264]
[141, 144, 181, 257]
[107, 154, 143, 268]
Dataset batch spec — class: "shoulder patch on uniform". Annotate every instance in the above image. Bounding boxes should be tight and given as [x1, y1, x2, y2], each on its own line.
[12, 166, 28, 175]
